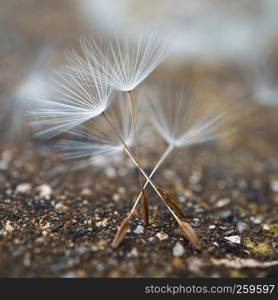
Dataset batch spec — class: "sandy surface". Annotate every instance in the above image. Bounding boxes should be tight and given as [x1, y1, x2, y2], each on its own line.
[0, 0, 277, 278]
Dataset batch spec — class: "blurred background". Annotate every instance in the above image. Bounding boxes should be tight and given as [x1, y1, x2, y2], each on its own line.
[1, 0, 278, 96]
[1, 0, 278, 143]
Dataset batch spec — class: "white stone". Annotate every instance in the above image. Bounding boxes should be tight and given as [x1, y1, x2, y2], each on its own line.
[270, 180, 278, 192]
[134, 225, 144, 234]
[250, 216, 261, 224]
[112, 194, 120, 202]
[173, 242, 185, 257]
[105, 167, 116, 178]
[156, 231, 169, 240]
[215, 198, 230, 208]
[225, 235, 241, 244]
[55, 202, 68, 211]
[15, 183, 31, 194]
[37, 184, 52, 198]
[130, 247, 138, 257]
[209, 225, 216, 230]
[5, 221, 14, 232]
[95, 218, 108, 227]
[262, 224, 270, 231]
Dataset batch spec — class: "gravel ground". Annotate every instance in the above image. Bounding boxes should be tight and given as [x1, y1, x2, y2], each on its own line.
[0, 108, 278, 277]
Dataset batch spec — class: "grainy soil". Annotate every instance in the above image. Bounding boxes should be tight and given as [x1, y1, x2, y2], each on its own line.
[0, 108, 278, 277]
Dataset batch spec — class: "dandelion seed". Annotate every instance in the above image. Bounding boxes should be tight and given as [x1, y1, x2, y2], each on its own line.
[130, 84, 232, 206]
[28, 57, 113, 138]
[66, 33, 172, 216]
[55, 86, 196, 248]
[119, 84, 234, 248]
[148, 85, 230, 148]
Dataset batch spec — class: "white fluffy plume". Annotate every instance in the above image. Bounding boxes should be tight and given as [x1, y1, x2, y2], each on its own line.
[28, 60, 113, 138]
[67, 32, 172, 92]
[56, 92, 145, 168]
[147, 85, 231, 148]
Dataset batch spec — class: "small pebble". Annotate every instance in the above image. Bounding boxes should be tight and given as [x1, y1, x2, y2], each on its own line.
[118, 187, 126, 194]
[173, 242, 185, 257]
[262, 224, 270, 231]
[250, 216, 261, 224]
[105, 167, 116, 178]
[95, 218, 108, 227]
[81, 188, 92, 196]
[0, 160, 9, 170]
[130, 247, 139, 257]
[112, 194, 120, 202]
[209, 225, 216, 230]
[148, 237, 156, 243]
[156, 231, 168, 240]
[134, 225, 144, 234]
[225, 235, 241, 244]
[23, 253, 31, 267]
[15, 183, 31, 194]
[237, 221, 248, 233]
[96, 264, 105, 271]
[62, 272, 76, 278]
[216, 210, 232, 218]
[37, 184, 52, 198]
[5, 221, 14, 232]
[55, 202, 68, 211]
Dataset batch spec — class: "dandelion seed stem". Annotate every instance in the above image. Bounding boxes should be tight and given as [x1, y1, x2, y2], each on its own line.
[129, 144, 174, 215]
[127, 90, 149, 224]
[102, 111, 180, 224]
[126, 91, 144, 195]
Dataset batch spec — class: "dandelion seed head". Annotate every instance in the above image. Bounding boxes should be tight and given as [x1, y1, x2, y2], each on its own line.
[146, 84, 230, 148]
[28, 61, 114, 138]
[68, 32, 172, 92]
[56, 92, 146, 168]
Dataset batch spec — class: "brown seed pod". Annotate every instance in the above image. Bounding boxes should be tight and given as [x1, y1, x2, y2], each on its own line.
[177, 219, 201, 250]
[112, 216, 131, 248]
[140, 189, 149, 226]
[158, 187, 185, 218]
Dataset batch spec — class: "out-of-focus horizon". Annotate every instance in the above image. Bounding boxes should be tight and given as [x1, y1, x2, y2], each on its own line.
[77, 0, 278, 63]
[1, 0, 278, 106]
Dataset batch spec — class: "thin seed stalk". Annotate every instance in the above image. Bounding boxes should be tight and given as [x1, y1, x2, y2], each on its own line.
[126, 91, 148, 225]
[111, 215, 131, 248]
[102, 111, 167, 206]
[129, 144, 174, 216]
